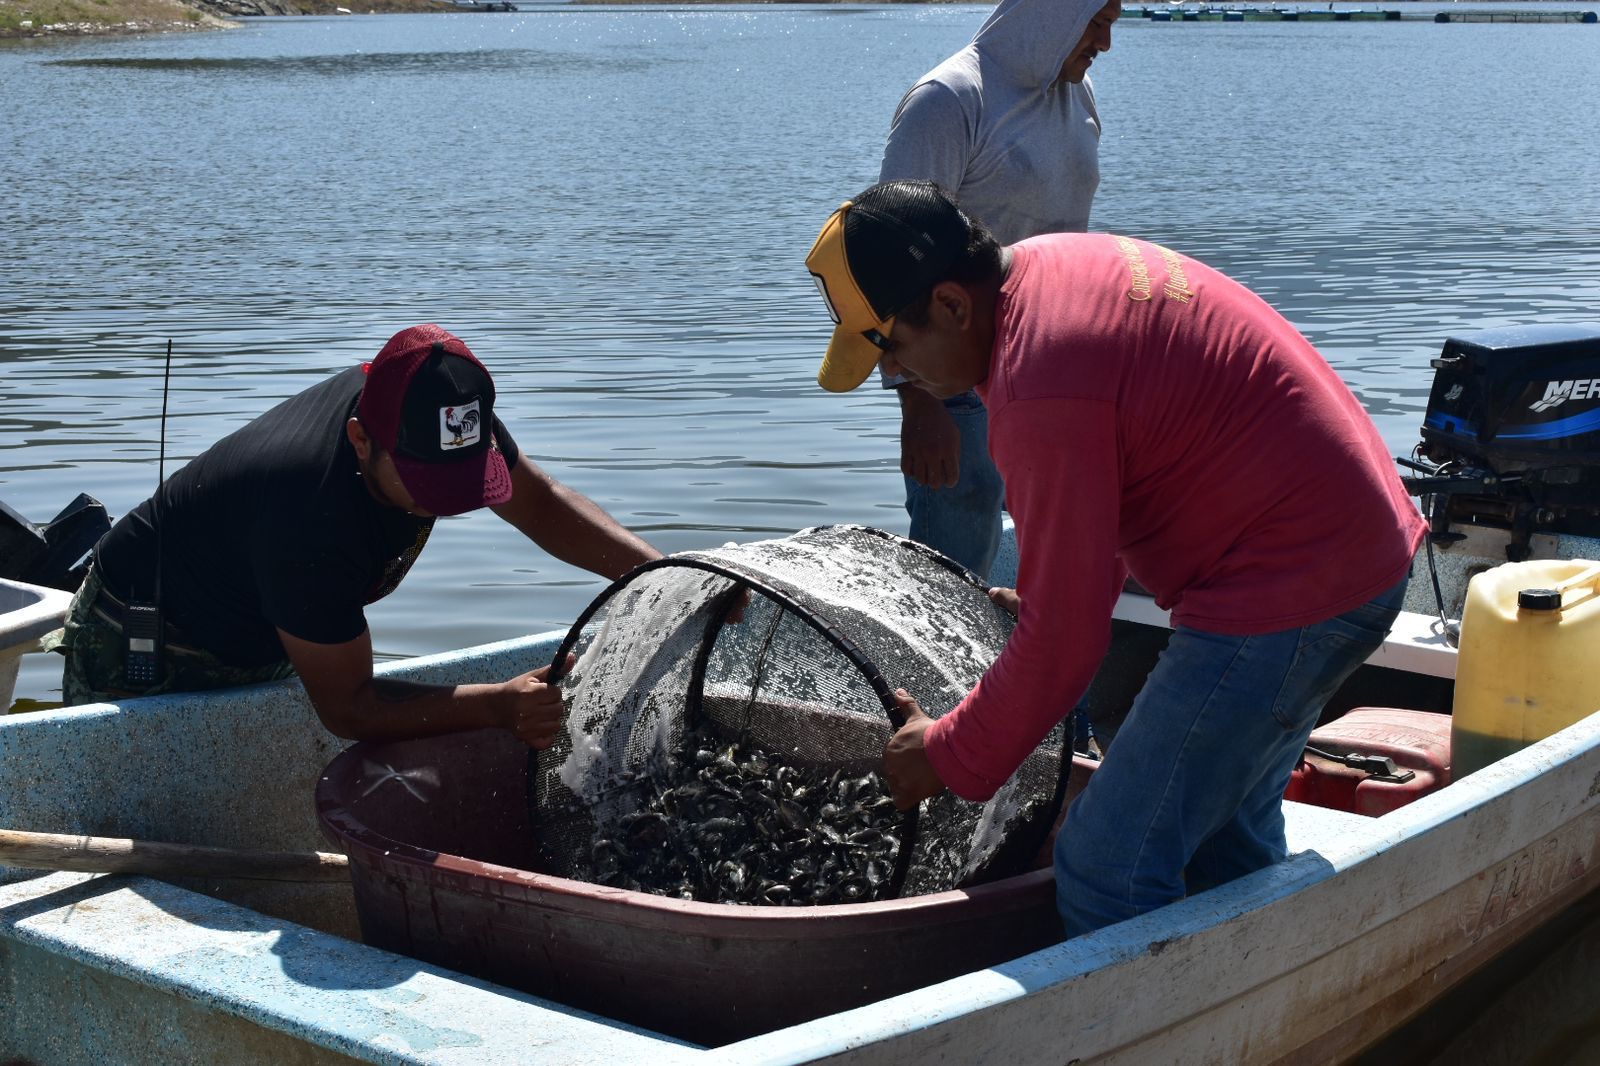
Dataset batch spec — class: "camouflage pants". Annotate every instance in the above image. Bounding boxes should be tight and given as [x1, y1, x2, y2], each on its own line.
[57, 566, 295, 706]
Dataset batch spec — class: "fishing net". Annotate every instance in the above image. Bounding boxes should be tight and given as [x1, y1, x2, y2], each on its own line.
[528, 525, 1069, 904]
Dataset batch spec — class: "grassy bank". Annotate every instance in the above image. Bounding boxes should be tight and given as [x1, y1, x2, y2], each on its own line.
[0, 0, 458, 39]
[0, 0, 894, 40]
[0, 0, 221, 37]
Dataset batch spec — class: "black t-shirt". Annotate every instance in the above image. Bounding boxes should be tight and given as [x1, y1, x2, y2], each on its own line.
[95, 365, 520, 667]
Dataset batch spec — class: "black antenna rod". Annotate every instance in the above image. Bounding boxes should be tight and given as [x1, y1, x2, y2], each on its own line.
[156, 339, 172, 603]
[159, 339, 172, 484]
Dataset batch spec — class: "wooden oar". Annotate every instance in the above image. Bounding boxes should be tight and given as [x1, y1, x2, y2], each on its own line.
[0, 828, 349, 883]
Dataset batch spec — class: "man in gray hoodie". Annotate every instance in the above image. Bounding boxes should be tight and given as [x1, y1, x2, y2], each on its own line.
[874, 0, 1120, 579]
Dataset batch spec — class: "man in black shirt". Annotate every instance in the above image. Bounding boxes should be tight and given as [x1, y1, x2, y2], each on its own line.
[59, 324, 661, 749]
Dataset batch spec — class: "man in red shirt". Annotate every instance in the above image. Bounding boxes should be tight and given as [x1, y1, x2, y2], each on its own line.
[805, 180, 1425, 934]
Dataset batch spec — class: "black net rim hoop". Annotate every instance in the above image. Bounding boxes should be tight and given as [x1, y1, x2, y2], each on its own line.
[545, 524, 995, 715]
[547, 555, 910, 725]
[538, 533, 959, 900]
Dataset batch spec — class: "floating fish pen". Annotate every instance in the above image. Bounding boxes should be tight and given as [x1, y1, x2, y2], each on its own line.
[1432, 8, 1597, 21]
[1128, 5, 1400, 20]
[1124, 5, 1597, 21]
[318, 527, 1083, 1044]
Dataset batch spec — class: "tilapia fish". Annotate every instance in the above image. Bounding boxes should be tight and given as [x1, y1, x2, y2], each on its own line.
[573, 725, 902, 906]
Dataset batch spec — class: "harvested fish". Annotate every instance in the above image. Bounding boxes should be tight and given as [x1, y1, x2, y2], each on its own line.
[570, 725, 902, 906]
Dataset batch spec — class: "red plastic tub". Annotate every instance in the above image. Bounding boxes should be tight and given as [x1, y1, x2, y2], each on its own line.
[315, 728, 1066, 1046]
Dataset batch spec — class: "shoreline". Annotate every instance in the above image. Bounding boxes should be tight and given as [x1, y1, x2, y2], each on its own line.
[0, 0, 461, 40]
[1, 0, 1588, 45]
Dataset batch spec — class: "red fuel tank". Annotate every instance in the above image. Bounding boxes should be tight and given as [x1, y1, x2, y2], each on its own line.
[1284, 707, 1453, 817]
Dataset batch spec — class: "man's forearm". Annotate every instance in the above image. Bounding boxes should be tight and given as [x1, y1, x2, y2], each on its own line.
[494, 457, 661, 580]
[533, 482, 661, 579]
[321, 677, 511, 742]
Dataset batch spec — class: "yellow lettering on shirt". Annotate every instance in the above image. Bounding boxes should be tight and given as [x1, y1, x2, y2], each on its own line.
[1116, 237, 1152, 302]
[1156, 244, 1194, 303]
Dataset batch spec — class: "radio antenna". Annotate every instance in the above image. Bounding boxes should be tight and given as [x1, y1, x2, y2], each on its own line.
[156, 338, 171, 603]
[122, 340, 173, 687]
[158, 341, 172, 481]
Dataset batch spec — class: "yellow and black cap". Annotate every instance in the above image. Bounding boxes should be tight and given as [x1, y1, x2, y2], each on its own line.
[805, 181, 971, 393]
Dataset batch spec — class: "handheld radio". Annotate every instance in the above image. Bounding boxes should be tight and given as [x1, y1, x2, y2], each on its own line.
[124, 339, 172, 687]
[121, 602, 163, 685]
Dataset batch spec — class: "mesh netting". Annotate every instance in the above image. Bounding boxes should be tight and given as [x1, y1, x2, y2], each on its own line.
[529, 525, 1067, 904]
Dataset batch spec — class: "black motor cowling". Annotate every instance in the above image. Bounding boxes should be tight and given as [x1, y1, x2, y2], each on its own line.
[1406, 323, 1600, 558]
[1422, 324, 1600, 472]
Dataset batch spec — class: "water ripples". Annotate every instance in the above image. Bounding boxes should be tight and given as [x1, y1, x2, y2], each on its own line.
[2, 6, 1598, 697]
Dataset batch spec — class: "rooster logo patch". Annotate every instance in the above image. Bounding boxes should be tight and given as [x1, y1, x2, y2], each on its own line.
[439, 399, 483, 449]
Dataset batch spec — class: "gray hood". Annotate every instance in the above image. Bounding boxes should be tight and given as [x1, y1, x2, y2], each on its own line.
[970, 0, 1107, 91]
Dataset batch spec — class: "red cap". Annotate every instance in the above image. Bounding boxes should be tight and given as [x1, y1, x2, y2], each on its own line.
[357, 324, 512, 517]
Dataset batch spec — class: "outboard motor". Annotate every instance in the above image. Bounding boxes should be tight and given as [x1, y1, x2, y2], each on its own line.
[1400, 324, 1600, 620]
[0, 494, 108, 592]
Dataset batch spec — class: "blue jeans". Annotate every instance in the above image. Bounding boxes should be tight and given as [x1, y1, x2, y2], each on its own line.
[1055, 576, 1409, 937]
[904, 391, 1004, 580]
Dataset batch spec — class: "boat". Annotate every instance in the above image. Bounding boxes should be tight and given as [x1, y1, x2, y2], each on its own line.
[5, 324, 1600, 1062]
[0, 576, 74, 710]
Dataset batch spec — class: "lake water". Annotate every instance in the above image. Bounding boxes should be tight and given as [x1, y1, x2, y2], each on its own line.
[3, 3, 1599, 697]
[0, 4, 1598, 1049]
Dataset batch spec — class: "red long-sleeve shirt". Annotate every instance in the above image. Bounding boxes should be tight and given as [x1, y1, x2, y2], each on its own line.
[923, 235, 1427, 802]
